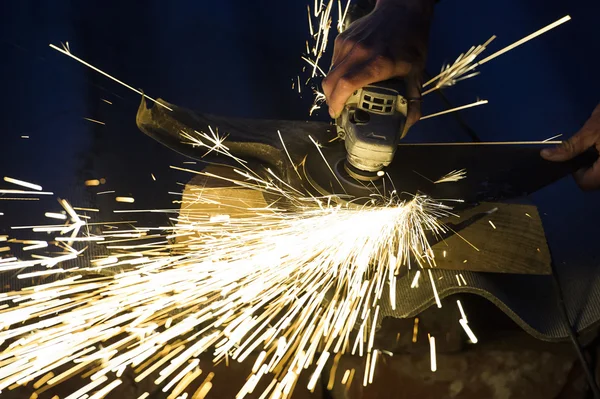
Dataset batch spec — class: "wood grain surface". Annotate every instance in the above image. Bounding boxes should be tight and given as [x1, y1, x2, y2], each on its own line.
[431, 202, 551, 275]
[178, 170, 551, 275]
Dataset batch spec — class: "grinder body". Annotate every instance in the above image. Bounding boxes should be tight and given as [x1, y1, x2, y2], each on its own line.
[335, 79, 408, 180]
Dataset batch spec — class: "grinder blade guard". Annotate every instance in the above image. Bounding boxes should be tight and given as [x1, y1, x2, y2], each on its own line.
[335, 79, 408, 181]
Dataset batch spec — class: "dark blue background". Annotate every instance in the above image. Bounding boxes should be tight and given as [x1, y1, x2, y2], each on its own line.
[0, 0, 598, 294]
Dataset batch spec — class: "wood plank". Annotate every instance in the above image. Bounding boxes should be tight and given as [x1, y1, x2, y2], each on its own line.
[177, 168, 551, 275]
[430, 202, 551, 275]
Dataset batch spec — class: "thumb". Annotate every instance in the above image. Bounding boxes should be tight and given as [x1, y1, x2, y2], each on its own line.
[541, 129, 595, 162]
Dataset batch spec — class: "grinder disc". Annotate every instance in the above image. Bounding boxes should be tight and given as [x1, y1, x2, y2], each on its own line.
[303, 141, 384, 204]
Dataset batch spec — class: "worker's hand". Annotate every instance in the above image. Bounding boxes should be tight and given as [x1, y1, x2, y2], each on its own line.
[541, 103, 600, 190]
[322, 0, 435, 134]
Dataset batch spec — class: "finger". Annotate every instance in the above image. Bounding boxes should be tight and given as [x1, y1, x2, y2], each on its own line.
[541, 128, 597, 162]
[573, 157, 600, 190]
[327, 56, 396, 118]
[323, 41, 371, 102]
[401, 69, 422, 137]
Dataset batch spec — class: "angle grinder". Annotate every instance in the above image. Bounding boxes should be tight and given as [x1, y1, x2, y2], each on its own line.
[335, 79, 408, 181]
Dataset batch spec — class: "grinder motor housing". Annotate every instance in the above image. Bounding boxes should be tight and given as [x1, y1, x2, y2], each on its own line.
[335, 79, 408, 180]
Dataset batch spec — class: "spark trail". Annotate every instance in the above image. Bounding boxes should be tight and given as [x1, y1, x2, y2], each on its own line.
[0, 128, 456, 398]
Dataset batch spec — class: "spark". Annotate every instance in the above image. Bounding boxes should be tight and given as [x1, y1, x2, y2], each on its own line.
[423, 36, 495, 94]
[478, 15, 571, 66]
[420, 100, 488, 120]
[0, 127, 462, 398]
[0, 197, 39, 201]
[307, 5, 314, 36]
[192, 372, 214, 399]
[434, 168, 467, 184]
[89, 378, 122, 399]
[0, 189, 53, 195]
[428, 269, 442, 308]
[459, 319, 478, 344]
[49, 44, 173, 111]
[456, 299, 467, 321]
[101, 99, 113, 105]
[429, 335, 437, 372]
[302, 0, 346, 110]
[54, 236, 104, 242]
[33, 372, 55, 389]
[17, 268, 66, 279]
[252, 351, 267, 373]
[543, 133, 563, 142]
[412, 318, 419, 343]
[341, 369, 350, 384]
[22, 241, 48, 251]
[4, 176, 43, 191]
[83, 117, 105, 126]
[445, 226, 480, 252]
[116, 196, 135, 203]
[84, 179, 101, 186]
[489, 220, 496, 229]
[193, 381, 212, 399]
[278, 130, 301, 179]
[73, 207, 100, 212]
[301, 56, 327, 77]
[309, 90, 326, 116]
[21, 135, 29, 139]
[308, 352, 330, 391]
[423, 15, 571, 95]
[368, 350, 378, 384]
[151, 174, 157, 181]
[327, 352, 342, 390]
[338, 0, 351, 32]
[97, 190, 115, 195]
[410, 270, 421, 288]
[457, 300, 476, 344]
[344, 369, 355, 393]
[45, 212, 67, 220]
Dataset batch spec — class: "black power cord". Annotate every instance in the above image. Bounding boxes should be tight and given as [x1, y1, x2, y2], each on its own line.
[550, 259, 600, 399]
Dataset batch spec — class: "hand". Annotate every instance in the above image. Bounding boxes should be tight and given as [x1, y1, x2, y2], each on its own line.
[541, 103, 600, 190]
[322, 0, 434, 135]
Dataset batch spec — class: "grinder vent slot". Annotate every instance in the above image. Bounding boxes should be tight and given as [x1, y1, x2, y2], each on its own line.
[359, 92, 395, 115]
